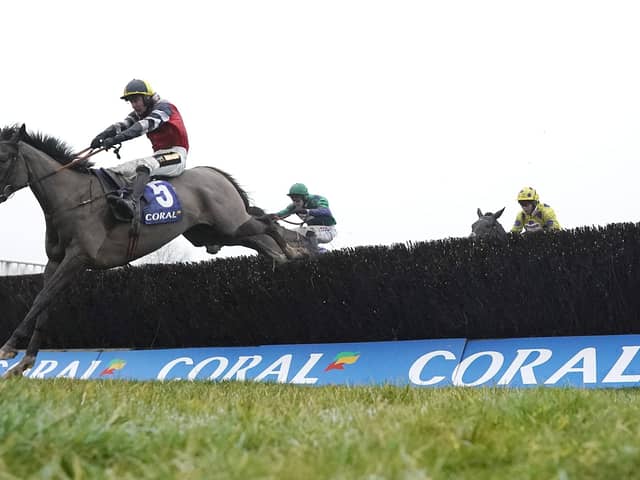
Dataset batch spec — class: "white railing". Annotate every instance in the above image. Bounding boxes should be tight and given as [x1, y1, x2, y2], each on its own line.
[0, 260, 46, 276]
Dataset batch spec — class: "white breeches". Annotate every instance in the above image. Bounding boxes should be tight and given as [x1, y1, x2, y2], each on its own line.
[296, 225, 337, 244]
[109, 147, 187, 180]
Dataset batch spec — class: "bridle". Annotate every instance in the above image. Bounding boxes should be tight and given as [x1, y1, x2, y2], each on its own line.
[0, 142, 22, 203]
[0, 139, 104, 204]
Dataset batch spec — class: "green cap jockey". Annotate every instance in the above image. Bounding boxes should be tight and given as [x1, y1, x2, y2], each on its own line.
[288, 183, 309, 197]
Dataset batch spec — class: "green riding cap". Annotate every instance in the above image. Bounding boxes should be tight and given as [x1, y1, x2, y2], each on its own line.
[288, 183, 309, 197]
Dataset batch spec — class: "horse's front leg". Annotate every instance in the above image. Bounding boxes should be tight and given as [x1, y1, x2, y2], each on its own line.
[1, 254, 86, 377]
[0, 260, 59, 361]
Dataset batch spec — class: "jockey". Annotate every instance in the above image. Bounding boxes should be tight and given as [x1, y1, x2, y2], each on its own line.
[273, 183, 337, 251]
[90, 79, 189, 220]
[511, 186, 561, 234]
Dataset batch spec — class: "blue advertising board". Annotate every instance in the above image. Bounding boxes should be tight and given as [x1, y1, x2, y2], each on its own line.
[457, 335, 640, 388]
[2, 334, 640, 388]
[0, 339, 466, 385]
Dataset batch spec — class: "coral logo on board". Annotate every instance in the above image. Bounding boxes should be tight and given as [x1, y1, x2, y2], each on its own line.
[325, 352, 360, 371]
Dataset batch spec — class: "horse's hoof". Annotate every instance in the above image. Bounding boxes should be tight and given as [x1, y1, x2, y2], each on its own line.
[286, 248, 304, 260]
[2, 356, 35, 379]
[206, 244, 222, 254]
[0, 347, 17, 360]
[274, 254, 288, 264]
[23, 355, 36, 370]
[3, 367, 23, 379]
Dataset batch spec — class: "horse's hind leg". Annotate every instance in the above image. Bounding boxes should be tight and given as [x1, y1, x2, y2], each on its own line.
[1, 255, 86, 377]
[238, 235, 288, 264]
[234, 217, 299, 260]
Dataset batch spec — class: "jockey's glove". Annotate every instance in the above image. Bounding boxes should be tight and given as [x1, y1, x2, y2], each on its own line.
[294, 208, 308, 214]
[90, 136, 103, 149]
[102, 135, 125, 150]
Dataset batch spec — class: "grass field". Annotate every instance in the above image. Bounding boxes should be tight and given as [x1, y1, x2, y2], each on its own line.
[0, 380, 639, 479]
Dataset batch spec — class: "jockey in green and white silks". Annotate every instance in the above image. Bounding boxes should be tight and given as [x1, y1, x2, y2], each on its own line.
[275, 183, 337, 248]
[511, 186, 561, 234]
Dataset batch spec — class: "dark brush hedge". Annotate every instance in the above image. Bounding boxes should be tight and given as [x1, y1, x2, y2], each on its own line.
[0, 222, 639, 349]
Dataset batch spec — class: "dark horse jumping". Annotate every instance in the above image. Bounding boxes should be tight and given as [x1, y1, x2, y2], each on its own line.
[470, 207, 507, 241]
[0, 124, 305, 376]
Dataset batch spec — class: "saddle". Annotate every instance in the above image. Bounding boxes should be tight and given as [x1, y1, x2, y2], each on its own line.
[92, 168, 135, 222]
[92, 168, 172, 223]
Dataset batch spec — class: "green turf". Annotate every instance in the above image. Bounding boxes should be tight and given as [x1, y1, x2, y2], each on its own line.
[0, 380, 639, 479]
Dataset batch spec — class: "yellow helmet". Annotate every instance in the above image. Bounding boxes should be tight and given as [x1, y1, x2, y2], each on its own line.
[120, 79, 155, 100]
[517, 187, 539, 202]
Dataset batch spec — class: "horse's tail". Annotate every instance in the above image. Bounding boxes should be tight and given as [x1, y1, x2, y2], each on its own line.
[208, 167, 274, 221]
[209, 166, 251, 211]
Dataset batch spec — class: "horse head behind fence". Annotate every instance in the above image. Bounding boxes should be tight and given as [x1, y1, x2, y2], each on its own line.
[471, 207, 507, 242]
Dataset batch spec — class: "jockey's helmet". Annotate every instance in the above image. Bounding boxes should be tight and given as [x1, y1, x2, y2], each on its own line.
[120, 79, 155, 100]
[288, 183, 309, 197]
[517, 187, 539, 203]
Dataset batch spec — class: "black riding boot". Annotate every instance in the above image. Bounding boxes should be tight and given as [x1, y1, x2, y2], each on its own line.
[114, 166, 151, 220]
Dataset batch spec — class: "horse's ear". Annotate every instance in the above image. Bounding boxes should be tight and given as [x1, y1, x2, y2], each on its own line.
[477, 208, 483, 218]
[10, 124, 26, 143]
[495, 207, 505, 219]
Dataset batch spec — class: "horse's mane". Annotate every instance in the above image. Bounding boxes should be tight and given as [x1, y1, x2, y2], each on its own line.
[0, 125, 92, 172]
[210, 166, 252, 211]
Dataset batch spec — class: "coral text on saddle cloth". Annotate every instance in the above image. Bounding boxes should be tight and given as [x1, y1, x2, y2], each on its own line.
[142, 180, 182, 224]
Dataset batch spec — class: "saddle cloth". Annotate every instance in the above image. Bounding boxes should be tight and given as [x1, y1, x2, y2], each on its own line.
[141, 180, 182, 224]
[92, 168, 182, 224]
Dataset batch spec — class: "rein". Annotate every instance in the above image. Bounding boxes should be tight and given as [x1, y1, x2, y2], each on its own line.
[0, 143, 105, 204]
[280, 218, 306, 226]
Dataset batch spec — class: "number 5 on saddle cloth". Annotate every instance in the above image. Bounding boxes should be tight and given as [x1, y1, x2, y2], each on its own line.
[141, 180, 182, 224]
[93, 168, 183, 224]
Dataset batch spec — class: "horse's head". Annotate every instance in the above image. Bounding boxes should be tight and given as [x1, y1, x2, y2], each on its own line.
[471, 207, 507, 241]
[0, 124, 27, 203]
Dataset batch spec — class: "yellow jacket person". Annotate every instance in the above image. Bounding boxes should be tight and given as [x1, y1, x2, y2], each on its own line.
[511, 187, 561, 234]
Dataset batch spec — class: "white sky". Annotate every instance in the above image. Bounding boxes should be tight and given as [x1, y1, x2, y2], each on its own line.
[1, 1, 638, 264]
